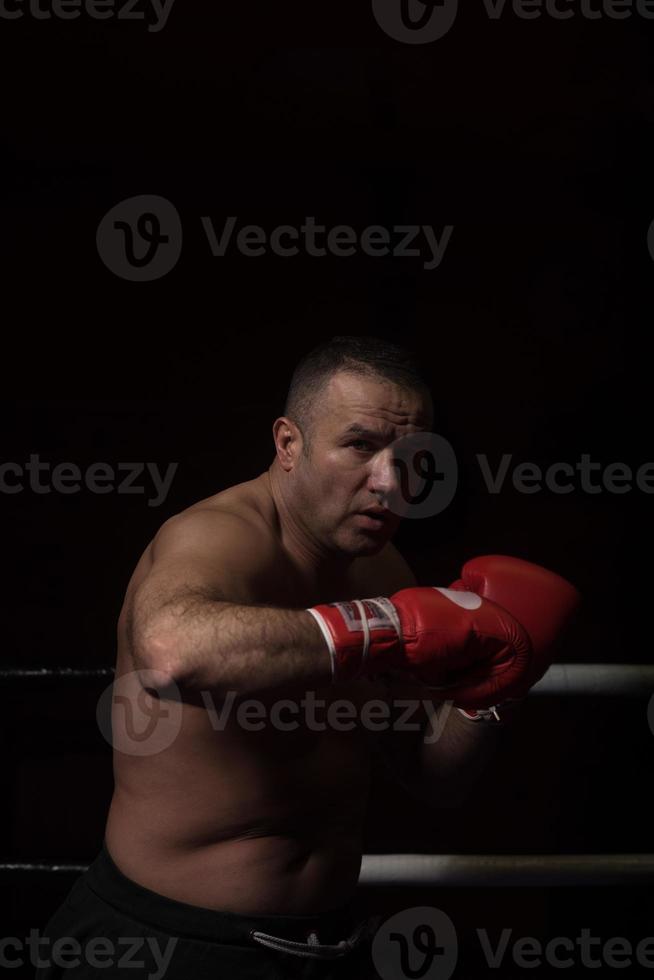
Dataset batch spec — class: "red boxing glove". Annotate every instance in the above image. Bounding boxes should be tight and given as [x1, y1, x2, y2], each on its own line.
[308, 586, 532, 694]
[449, 554, 581, 707]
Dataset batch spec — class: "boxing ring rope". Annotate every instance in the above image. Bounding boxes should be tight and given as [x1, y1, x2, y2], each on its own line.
[1, 863, 90, 874]
[0, 668, 114, 680]
[2, 855, 654, 885]
[357, 853, 654, 887]
[2, 663, 654, 694]
[2, 663, 652, 886]
[531, 664, 654, 696]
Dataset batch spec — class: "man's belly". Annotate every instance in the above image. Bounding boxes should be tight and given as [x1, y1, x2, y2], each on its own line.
[104, 692, 373, 914]
[105, 800, 366, 914]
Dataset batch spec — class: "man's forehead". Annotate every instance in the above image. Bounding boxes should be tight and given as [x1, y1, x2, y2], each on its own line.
[322, 373, 432, 431]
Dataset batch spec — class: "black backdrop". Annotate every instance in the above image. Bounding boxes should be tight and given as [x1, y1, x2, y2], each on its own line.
[1, 4, 653, 977]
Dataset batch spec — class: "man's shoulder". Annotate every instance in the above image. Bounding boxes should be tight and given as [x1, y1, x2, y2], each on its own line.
[149, 494, 277, 573]
[156, 504, 260, 544]
[183, 475, 273, 525]
[161, 476, 275, 541]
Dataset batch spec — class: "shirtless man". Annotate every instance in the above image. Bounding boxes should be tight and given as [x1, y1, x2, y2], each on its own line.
[38, 336, 578, 979]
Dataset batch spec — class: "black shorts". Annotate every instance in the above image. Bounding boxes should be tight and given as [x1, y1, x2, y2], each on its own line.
[35, 843, 377, 980]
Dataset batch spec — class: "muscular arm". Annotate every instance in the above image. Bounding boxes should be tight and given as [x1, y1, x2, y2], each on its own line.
[129, 509, 330, 696]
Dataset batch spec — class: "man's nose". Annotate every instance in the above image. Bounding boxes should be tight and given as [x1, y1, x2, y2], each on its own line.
[368, 448, 401, 498]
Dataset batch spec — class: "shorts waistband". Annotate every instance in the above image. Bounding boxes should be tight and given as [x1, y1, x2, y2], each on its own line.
[84, 843, 365, 948]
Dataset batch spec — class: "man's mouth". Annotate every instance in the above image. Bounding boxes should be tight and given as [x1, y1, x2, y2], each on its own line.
[355, 509, 390, 528]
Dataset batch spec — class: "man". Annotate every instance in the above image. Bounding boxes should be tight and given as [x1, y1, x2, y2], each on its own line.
[38, 336, 578, 979]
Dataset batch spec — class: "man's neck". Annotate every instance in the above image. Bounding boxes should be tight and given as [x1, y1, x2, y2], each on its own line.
[263, 462, 354, 591]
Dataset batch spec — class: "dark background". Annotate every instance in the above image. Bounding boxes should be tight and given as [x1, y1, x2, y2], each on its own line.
[1, 2, 653, 976]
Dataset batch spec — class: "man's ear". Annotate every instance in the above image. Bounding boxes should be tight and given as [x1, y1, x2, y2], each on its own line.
[272, 416, 303, 471]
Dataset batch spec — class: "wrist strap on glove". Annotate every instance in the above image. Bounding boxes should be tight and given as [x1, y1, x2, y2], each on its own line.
[307, 596, 402, 683]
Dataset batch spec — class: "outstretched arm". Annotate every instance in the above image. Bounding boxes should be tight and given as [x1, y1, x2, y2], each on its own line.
[129, 509, 331, 696]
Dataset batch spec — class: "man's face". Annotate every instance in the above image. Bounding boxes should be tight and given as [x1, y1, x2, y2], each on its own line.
[291, 371, 432, 557]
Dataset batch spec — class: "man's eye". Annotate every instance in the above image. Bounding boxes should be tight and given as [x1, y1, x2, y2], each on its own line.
[349, 440, 373, 452]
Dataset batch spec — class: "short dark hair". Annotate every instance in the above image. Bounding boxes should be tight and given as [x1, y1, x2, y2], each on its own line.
[283, 335, 432, 447]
